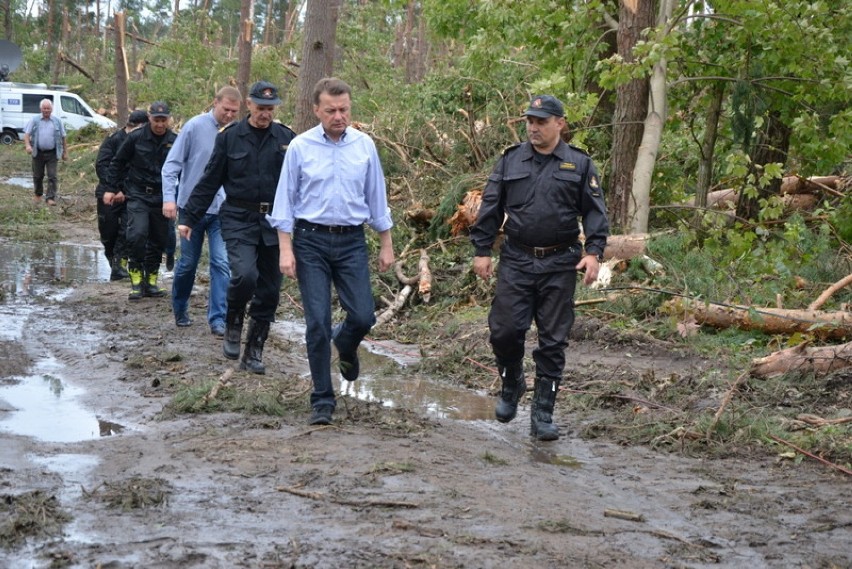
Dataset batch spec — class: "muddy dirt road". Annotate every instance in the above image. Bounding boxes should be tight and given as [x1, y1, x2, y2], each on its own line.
[0, 230, 850, 569]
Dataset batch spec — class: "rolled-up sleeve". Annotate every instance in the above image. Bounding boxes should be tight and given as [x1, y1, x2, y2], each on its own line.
[268, 141, 300, 233]
[364, 142, 393, 233]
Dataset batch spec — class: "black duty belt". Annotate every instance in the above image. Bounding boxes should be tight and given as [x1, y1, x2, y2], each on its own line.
[296, 219, 362, 233]
[228, 197, 272, 213]
[509, 238, 575, 258]
[141, 186, 161, 195]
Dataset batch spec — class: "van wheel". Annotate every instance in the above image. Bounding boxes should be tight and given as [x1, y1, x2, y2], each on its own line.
[0, 132, 16, 145]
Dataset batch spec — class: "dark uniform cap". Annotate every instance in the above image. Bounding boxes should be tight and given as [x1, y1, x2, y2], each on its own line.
[148, 101, 171, 117]
[248, 81, 282, 105]
[127, 110, 149, 125]
[524, 95, 564, 118]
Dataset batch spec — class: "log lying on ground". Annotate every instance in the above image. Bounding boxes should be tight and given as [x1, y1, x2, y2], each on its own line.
[751, 341, 852, 378]
[663, 298, 852, 340]
[684, 175, 847, 208]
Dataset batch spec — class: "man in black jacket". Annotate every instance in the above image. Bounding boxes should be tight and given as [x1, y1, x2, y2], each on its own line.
[95, 110, 148, 281]
[107, 102, 178, 300]
[180, 81, 296, 374]
[471, 95, 609, 441]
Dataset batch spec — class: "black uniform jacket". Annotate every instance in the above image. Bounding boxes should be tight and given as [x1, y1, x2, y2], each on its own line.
[470, 140, 609, 274]
[95, 129, 128, 199]
[107, 125, 177, 203]
[181, 118, 296, 247]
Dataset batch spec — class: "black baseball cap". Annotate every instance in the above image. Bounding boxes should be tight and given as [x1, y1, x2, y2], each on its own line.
[148, 101, 171, 117]
[248, 81, 282, 105]
[127, 110, 149, 125]
[524, 95, 564, 118]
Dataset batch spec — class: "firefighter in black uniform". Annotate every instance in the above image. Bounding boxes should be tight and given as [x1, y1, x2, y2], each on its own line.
[95, 109, 148, 281]
[471, 95, 609, 441]
[107, 102, 178, 300]
[179, 81, 296, 375]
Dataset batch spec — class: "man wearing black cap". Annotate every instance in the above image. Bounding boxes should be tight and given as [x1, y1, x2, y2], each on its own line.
[470, 94, 610, 441]
[96, 110, 148, 281]
[107, 102, 178, 300]
[180, 81, 295, 374]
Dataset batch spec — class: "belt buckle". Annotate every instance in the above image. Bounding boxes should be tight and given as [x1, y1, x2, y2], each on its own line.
[258, 202, 270, 213]
[533, 246, 546, 258]
[329, 225, 344, 233]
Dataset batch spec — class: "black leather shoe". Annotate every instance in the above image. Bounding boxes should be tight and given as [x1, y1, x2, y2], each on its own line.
[166, 253, 175, 271]
[309, 405, 334, 425]
[175, 313, 192, 327]
[332, 325, 359, 381]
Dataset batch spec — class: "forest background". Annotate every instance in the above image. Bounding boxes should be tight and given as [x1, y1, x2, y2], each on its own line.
[1, 0, 850, 467]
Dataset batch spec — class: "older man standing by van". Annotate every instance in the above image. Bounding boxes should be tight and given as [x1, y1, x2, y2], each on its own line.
[23, 99, 67, 205]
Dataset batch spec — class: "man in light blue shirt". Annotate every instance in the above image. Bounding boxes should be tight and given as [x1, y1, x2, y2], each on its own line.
[162, 87, 241, 336]
[269, 77, 394, 426]
[23, 99, 67, 205]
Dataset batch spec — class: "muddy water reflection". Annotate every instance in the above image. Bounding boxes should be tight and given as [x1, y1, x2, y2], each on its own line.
[274, 322, 495, 420]
[0, 238, 112, 297]
[0, 355, 125, 442]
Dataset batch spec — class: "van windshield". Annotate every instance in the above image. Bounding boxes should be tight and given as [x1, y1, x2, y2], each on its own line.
[60, 95, 92, 117]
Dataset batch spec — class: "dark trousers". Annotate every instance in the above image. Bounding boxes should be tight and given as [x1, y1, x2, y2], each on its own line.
[223, 233, 282, 323]
[488, 263, 577, 380]
[32, 152, 59, 199]
[126, 199, 169, 273]
[97, 197, 128, 262]
[292, 225, 374, 409]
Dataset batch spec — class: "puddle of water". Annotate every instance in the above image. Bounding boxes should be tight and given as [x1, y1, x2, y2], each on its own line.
[274, 321, 495, 420]
[0, 238, 112, 297]
[1, 175, 34, 189]
[0, 355, 124, 442]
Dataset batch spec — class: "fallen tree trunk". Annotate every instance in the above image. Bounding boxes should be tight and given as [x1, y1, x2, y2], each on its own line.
[751, 341, 852, 378]
[808, 273, 852, 311]
[663, 298, 852, 340]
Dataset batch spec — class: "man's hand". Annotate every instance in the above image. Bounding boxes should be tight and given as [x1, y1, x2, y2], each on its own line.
[279, 248, 297, 279]
[576, 254, 600, 286]
[103, 191, 115, 206]
[378, 244, 395, 272]
[473, 256, 493, 280]
[112, 191, 126, 204]
[163, 202, 177, 220]
[178, 224, 192, 240]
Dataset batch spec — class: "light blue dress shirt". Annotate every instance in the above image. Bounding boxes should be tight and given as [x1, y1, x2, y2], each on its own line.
[161, 110, 225, 214]
[268, 124, 393, 234]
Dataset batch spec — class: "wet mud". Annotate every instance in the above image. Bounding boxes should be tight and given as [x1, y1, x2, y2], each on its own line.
[0, 231, 850, 569]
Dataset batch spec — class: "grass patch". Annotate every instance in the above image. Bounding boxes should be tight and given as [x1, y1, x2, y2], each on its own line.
[83, 477, 172, 511]
[0, 490, 72, 549]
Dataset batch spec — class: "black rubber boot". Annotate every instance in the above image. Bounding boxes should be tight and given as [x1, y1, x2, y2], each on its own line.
[223, 307, 245, 360]
[110, 256, 129, 281]
[530, 377, 560, 441]
[495, 361, 526, 423]
[127, 268, 144, 301]
[143, 271, 166, 297]
[240, 318, 270, 375]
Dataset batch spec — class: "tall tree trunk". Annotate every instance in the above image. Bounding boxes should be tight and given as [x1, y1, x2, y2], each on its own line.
[114, 12, 129, 125]
[735, 111, 791, 220]
[45, 0, 55, 75]
[695, 83, 725, 208]
[236, 0, 254, 116]
[3, 0, 11, 40]
[609, 0, 654, 232]
[262, 0, 275, 45]
[628, 0, 674, 234]
[294, 0, 341, 133]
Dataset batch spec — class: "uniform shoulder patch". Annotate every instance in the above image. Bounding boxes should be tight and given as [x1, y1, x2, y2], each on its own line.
[502, 142, 522, 156]
[568, 143, 590, 156]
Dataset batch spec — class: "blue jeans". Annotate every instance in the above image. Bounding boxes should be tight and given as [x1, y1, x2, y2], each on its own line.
[171, 211, 230, 327]
[294, 225, 376, 409]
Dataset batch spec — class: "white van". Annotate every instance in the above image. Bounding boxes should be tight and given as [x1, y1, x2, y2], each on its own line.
[0, 81, 116, 144]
